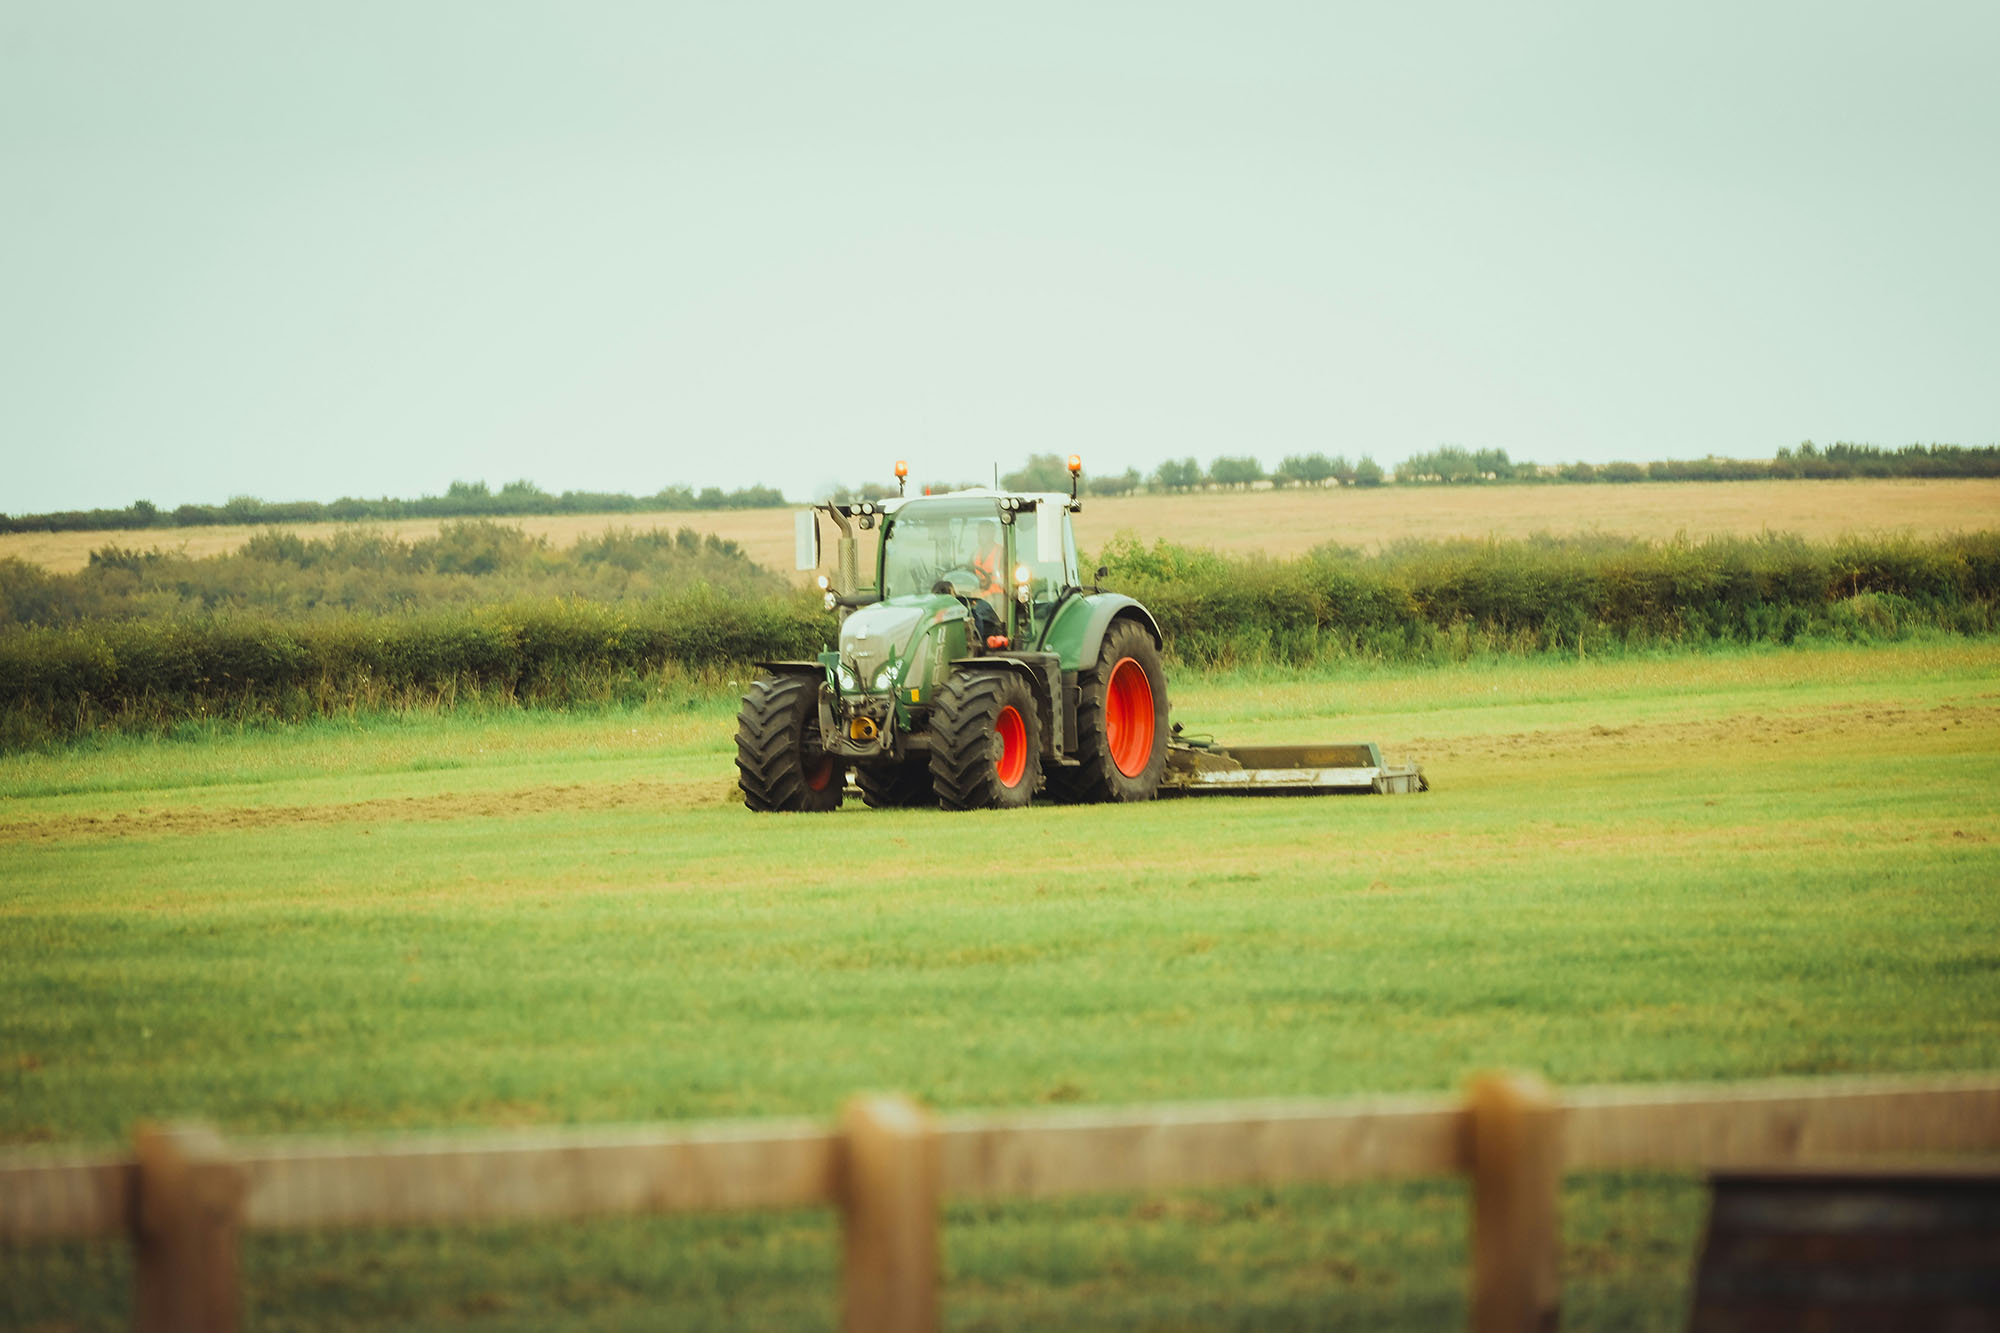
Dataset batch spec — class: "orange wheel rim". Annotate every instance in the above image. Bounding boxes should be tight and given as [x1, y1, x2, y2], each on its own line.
[803, 753, 836, 791]
[995, 705, 1028, 787]
[1105, 657, 1155, 777]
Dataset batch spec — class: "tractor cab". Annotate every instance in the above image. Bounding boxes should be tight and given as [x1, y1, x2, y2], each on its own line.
[871, 490, 1080, 643]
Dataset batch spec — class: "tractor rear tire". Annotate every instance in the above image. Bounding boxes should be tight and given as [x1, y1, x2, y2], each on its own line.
[928, 670, 1042, 811]
[735, 674, 844, 813]
[1046, 617, 1168, 803]
[856, 758, 936, 809]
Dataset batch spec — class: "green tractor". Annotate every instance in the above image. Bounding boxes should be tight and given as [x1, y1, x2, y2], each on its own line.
[737, 457, 1166, 811]
[736, 459, 1425, 812]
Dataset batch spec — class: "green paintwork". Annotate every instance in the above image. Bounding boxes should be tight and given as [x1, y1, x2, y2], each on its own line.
[828, 592, 968, 699]
[795, 489, 1162, 764]
[1039, 593, 1162, 672]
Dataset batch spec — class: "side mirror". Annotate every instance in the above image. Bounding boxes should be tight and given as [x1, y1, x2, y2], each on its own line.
[794, 510, 820, 572]
[1095, 564, 1108, 585]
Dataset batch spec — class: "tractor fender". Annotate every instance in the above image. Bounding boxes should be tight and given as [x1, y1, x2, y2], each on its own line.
[1052, 594, 1162, 669]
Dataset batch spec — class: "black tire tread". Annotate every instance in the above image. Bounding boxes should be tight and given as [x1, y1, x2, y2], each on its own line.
[735, 675, 842, 812]
[928, 670, 1038, 811]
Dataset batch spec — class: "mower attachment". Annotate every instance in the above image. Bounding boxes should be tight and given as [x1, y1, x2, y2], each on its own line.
[1161, 736, 1427, 796]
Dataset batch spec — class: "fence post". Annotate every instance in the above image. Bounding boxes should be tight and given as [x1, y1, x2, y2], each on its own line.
[133, 1123, 246, 1333]
[839, 1094, 940, 1333]
[1468, 1073, 1563, 1333]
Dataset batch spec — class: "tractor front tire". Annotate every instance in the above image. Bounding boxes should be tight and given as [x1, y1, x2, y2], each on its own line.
[1048, 617, 1168, 803]
[735, 674, 844, 812]
[856, 758, 936, 809]
[929, 670, 1042, 811]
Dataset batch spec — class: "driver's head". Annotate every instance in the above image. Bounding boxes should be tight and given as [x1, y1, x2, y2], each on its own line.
[974, 520, 1001, 552]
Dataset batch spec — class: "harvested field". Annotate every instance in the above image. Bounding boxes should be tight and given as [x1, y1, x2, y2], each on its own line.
[5, 477, 1997, 575]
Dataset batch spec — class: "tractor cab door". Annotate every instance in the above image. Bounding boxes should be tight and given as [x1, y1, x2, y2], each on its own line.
[1017, 501, 1079, 640]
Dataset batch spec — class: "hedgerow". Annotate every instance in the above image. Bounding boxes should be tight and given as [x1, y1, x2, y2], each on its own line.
[3, 531, 1995, 747]
[1100, 530, 2000, 667]
[0, 594, 829, 747]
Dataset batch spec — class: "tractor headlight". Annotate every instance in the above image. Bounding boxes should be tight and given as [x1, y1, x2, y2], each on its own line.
[835, 663, 858, 692]
[872, 663, 898, 692]
[824, 591, 838, 610]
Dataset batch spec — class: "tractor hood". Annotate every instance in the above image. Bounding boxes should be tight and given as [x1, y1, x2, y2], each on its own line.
[839, 594, 962, 693]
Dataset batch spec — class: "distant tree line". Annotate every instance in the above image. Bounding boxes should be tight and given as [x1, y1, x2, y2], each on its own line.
[1003, 442, 1998, 497]
[0, 479, 788, 536]
[1395, 442, 2000, 485]
[1002, 453, 1389, 494]
[5, 442, 1996, 537]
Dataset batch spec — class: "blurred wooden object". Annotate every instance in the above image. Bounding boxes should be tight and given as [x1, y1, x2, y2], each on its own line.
[1689, 1167, 2000, 1332]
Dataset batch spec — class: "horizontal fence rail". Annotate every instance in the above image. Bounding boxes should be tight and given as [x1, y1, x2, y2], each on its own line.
[4, 1071, 1997, 1332]
[1559, 1073, 2000, 1170]
[940, 1091, 1470, 1200]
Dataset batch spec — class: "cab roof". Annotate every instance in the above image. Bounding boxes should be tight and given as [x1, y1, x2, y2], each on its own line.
[884, 488, 1075, 514]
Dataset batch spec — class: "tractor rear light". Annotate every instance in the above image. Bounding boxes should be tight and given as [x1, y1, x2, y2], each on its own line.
[986, 634, 1009, 650]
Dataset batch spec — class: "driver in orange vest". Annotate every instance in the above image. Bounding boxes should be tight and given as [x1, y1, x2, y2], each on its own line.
[968, 520, 1006, 600]
[964, 519, 1008, 644]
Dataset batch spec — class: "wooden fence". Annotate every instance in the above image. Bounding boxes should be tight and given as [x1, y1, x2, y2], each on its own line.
[4, 1071, 1997, 1332]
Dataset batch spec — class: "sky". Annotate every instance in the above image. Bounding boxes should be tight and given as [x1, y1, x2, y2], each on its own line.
[3, 1, 1995, 512]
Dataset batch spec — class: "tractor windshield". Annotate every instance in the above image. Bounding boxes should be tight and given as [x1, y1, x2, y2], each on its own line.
[879, 499, 1011, 600]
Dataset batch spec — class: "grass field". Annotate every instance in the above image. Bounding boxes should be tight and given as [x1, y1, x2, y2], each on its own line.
[4, 637, 1997, 1326]
[6, 476, 1997, 576]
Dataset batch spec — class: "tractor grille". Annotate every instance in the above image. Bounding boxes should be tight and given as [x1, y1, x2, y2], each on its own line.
[838, 603, 925, 693]
[845, 641, 889, 689]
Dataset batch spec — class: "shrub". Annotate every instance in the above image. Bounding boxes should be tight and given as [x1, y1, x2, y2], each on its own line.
[1098, 531, 2000, 668]
[0, 593, 833, 744]
[1207, 457, 1265, 488]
